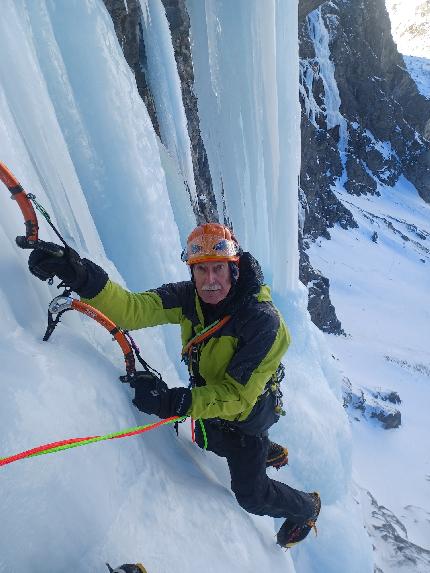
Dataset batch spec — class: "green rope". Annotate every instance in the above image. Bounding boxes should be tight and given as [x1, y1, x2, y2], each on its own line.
[29, 417, 188, 458]
[1, 417, 187, 468]
[198, 418, 208, 450]
[198, 319, 220, 336]
[184, 319, 220, 351]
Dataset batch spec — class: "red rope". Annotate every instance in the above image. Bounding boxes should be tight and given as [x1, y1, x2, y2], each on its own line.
[0, 416, 180, 468]
[0, 437, 95, 467]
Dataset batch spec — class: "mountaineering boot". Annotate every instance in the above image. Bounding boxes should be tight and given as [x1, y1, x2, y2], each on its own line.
[266, 440, 289, 469]
[106, 564, 147, 573]
[276, 492, 321, 549]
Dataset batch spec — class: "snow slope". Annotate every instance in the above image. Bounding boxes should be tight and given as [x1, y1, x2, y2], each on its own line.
[386, 0, 430, 98]
[308, 176, 430, 571]
[0, 1, 372, 572]
[302, 5, 430, 568]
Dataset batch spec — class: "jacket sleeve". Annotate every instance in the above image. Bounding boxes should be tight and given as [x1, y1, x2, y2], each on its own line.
[188, 304, 291, 420]
[81, 279, 190, 329]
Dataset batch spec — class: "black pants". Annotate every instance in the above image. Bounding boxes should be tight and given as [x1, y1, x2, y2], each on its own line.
[195, 421, 315, 524]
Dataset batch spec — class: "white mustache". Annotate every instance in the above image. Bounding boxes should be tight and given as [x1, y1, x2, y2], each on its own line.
[202, 285, 222, 291]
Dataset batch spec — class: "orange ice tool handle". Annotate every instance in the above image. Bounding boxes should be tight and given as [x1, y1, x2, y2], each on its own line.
[0, 161, 63, 255]
[48, 296, 136, 377]
[0, 161, 38, 246]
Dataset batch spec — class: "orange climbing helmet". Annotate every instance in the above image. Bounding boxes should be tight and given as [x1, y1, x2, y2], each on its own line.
[181, 223, 241, 265]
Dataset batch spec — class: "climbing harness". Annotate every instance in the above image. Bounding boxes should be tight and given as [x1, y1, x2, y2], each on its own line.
[178, 316, 232, 446]
[261, 362, 286, 417]
[182, 315, 232, 358]
[182, 316, 231, 385]
[181, 314, 285, 448]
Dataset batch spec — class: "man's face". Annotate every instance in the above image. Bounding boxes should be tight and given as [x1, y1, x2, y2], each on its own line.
[193, 261, 233, 305]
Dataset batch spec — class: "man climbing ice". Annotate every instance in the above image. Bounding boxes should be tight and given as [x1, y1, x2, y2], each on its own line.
[28, 222, 320, 549]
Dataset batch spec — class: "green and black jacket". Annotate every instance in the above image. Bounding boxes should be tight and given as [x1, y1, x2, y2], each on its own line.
[83, 254, 290, 426]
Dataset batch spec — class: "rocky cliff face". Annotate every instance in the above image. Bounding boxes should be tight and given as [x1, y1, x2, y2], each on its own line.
[328, 0, 429, 200]
[160, 0, 217, 222]
[360, 488, 430, 572]
[298, 0, 430, 332]
[102, 0, 160, 136]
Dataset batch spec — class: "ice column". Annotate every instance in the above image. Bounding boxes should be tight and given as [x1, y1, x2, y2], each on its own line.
[187, 0, 300, 293]
[307, 9, 348, 166]
[139, 0, 198, 207]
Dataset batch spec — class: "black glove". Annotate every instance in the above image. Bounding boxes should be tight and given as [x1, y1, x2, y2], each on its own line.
[28, 243, 108, 298]
[29, 243, 86, 286]
[131, 372, 192, 419]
